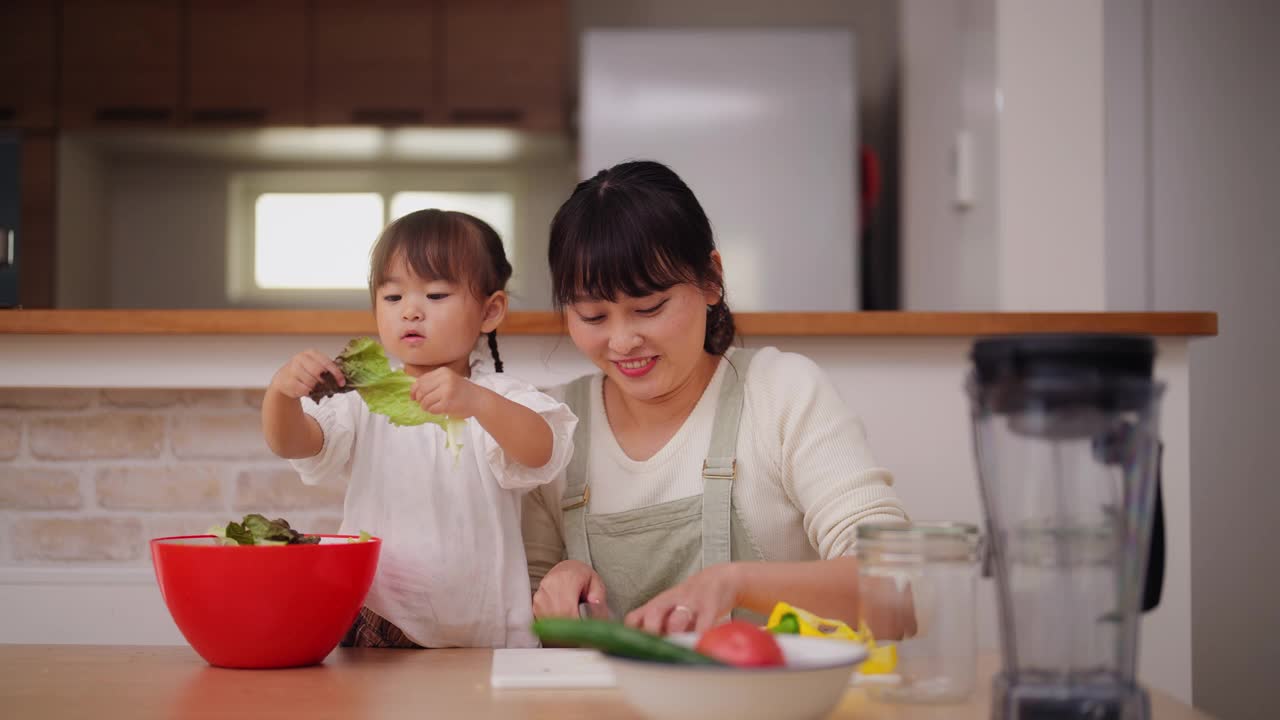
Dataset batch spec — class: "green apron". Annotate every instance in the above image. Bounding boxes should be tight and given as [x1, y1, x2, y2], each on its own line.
[559, 350, 764, 619]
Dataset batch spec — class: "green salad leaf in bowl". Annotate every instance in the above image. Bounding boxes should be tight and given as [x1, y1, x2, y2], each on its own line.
[209, 514, 321, 546]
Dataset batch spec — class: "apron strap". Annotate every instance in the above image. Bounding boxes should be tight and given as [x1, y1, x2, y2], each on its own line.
[702, 349, 757, 570]
[560, 375, 596, 568]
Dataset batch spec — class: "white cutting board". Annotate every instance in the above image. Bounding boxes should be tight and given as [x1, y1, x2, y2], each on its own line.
[490, 648, 616, 689]
[489, 649, 897, 690]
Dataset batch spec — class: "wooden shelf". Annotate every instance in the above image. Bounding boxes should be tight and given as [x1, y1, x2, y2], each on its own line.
[0, 310, 1218, 337]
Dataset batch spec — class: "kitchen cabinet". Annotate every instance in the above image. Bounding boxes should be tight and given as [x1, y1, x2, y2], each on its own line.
[312, 0, 439, 125]
[17, 133, 55, 308]
[185, 0, 309, 126]
[52, 0, 569, 131]
[0, 1, 58, 129]
[60, 0, 182, 127]
[441, 0, 569, 130]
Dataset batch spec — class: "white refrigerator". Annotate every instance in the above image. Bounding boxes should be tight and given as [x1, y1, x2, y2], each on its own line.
[580, 29, 859, 311]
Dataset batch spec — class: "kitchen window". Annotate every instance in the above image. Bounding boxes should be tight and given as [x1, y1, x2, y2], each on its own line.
[229, 170, 516, 307]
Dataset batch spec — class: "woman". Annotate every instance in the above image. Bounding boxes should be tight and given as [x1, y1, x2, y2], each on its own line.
[523, 160, 909, 636]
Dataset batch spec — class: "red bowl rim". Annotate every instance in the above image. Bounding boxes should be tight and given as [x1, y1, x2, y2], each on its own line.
[150, 533, 381, 546]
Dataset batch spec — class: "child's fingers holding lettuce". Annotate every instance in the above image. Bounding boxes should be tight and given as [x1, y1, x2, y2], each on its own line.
[271, 350, 344, 400]
[304, 349, 345, 387]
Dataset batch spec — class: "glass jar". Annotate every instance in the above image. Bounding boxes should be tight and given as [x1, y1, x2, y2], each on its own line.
[855, 521, 981, 703]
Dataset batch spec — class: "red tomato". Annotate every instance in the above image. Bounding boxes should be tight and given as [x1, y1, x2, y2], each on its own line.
[694, 620, 785, 667]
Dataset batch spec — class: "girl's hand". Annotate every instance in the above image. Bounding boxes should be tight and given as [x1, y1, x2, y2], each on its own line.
[625, 563, 742, 635]
[268, 350, 344, 400]
[533, 559, 608, 619]
[410, 367, 486, 419]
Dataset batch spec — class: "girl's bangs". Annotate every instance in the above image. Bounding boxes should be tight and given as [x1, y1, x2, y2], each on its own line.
[371, 212, 490, 296]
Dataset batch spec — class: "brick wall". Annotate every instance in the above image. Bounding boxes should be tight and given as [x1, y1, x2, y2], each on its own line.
[0, 389, 343, 566]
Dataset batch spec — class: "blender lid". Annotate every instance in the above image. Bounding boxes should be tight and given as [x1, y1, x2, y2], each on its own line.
[971, 334, 1155, 386]
[969, 334, 1160, 415]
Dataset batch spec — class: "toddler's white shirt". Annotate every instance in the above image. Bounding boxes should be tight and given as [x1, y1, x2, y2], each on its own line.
[293, 369, 576, 648]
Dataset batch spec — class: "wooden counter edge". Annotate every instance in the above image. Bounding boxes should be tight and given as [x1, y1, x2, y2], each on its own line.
[0, 310, 1218, 337]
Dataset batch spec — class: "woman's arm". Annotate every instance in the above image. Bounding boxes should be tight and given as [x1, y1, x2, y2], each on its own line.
[627, 350, 912, 636]
[523, 486, 610, 619]
[626, 557, 915, 639]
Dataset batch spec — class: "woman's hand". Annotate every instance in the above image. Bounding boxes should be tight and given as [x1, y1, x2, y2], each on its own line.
[859, 573, 919, 641]
[532, 559, 608, 619]
[410, 367, 485, 419]
[268, 349, 344, 400]
[625, 563, 742, 635]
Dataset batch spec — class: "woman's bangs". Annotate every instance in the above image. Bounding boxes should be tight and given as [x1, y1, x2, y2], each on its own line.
[553, 211, 697, 306]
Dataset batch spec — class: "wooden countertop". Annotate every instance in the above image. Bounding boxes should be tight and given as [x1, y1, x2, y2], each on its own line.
[0, 646, 1211, 720]
[0, 310, 1218, 336]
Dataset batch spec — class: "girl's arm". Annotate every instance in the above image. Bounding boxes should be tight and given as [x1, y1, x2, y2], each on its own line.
[411, 368, 554, 468]
[470, 388, 554, 468]
[262, 349, 342, 459]
[262, 391, 325, 459]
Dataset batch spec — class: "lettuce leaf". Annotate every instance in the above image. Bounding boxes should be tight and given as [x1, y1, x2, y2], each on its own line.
[210, 514, 321, 546]
[309, 337, 466, 460]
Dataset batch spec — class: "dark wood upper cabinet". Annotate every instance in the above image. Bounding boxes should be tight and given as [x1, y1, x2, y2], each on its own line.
[49, 0, 570, 130]
[312, 0, 439, 126]
[18, 132, 57, 308]
[0, 1, 58, 129]
[441, 0, 568, 130]
[60, 0, 182, 127]
[185, 0, 309, 126]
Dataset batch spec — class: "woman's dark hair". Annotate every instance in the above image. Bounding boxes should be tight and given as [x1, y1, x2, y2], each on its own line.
[369, 209, 512, 372]
[548, 160, 735, 355]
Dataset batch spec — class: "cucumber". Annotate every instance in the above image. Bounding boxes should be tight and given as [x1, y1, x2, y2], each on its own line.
[531, 618, 723, 665]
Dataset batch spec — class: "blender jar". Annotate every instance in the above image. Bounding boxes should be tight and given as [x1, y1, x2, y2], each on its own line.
[968, 335, 1164, 720]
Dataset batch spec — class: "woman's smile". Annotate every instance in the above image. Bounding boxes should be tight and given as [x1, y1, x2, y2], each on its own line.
[614, 356, 658, 378]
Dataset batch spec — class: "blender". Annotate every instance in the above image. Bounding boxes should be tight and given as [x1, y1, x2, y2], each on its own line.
[967, 335, 1165, 720]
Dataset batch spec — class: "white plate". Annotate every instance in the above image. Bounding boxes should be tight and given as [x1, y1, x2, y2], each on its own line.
[604, 633, 868, 720]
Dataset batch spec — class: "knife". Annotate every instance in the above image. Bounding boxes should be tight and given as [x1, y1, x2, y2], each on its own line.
[578, 600, 613, 621]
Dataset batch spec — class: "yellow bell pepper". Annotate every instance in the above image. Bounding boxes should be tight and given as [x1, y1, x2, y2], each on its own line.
[765, 602, 897, 674]
[766, 601, 862, 641]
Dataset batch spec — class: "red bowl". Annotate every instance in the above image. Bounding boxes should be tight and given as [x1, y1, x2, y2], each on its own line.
[151, 534, 380, 669]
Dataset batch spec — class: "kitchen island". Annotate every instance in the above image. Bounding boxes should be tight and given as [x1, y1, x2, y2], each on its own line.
[0, 310, 1216, 706]
[0, 645, 1213, 719]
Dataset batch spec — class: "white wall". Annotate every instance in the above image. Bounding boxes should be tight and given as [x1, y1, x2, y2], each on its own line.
[996, 0, 1107, 310]
[111, 164, 231, 308]
[1103, 0, 1153, 312]
[1148, 2, 1280, 717]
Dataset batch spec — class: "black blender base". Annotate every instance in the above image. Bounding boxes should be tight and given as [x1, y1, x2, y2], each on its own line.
[992, 673, 1151, 720]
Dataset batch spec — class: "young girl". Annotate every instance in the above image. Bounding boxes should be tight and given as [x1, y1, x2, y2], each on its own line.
[262, 209, 577, 649]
